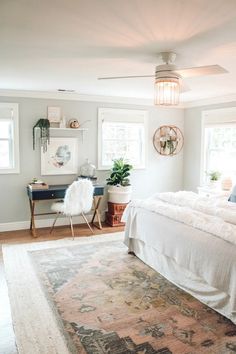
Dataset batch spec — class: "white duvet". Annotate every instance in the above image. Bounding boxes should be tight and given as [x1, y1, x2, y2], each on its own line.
[126, 191, 236, 246]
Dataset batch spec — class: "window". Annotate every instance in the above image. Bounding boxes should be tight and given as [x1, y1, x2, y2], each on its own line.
[203, 124, 236, 181]
[98, 108, 147, 169]
[0, 103, 19, 174]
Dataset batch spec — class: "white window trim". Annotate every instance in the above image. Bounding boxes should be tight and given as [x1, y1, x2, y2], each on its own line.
[0, 103, 20, 174]
[97, 107, 148, 170]
[200, 107, 236, 185]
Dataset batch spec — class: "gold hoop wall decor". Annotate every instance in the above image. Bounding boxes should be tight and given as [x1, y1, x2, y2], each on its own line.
[153, 125, 184, 156]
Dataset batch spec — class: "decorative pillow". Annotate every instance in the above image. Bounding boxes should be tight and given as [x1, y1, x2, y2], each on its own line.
[228, 185, 236, 203]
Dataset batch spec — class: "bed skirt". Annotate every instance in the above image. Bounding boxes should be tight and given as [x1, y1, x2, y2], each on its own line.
[126, 238, 235, 324]
[123, 207, 236, 324]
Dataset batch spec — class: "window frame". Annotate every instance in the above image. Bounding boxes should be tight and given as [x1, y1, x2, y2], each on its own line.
[97, 108, 148, 170]
[0, 103, 20, 174]
[201, 107, 236, 185]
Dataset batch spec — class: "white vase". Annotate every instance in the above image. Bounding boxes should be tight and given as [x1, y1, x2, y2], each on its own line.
[108, 185, 132, 204]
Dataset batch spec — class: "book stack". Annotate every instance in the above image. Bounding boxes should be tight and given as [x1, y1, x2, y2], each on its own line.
[28, 182, 49, 190]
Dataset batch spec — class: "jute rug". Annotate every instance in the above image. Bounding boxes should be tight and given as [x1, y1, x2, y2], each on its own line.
[3, 233, 236, 354]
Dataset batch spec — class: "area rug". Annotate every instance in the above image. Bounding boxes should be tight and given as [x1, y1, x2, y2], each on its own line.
[3, 233, 236, 354]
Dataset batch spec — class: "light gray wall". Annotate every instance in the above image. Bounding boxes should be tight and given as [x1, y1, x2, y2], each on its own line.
[184, 101, 236, 191]
[0, 96, 184, 224]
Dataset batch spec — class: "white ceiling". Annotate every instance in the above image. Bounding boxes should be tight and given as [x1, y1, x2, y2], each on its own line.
[1, 0, 236, 103]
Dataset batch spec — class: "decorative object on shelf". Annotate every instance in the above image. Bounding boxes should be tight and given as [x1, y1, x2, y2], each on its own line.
[106, 202, 127, 227]
[107, 158, 133, 204]
[68, 119, 80, 129]
[47, 106, 61, 123]
[221, 176, 233, 191]
[41, 137, 79, 175]
[80, 158, 96, 178]
[153, 125, 184, 156]
[33, 118, 50, 152]
[59, 116, 67, 128]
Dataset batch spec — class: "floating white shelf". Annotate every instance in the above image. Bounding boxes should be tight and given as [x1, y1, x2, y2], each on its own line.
[49, 127, 88, 142]
[49, 127, 88, 132]
[35, 126, 88, 143]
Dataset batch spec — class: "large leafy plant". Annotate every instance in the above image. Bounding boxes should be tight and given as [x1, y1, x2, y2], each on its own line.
[106, 158, 133, 186]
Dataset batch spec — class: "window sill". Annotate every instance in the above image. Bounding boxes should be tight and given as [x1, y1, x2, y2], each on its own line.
[0, 168, 20, 174]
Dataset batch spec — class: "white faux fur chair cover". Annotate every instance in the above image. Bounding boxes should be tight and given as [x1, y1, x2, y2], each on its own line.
[52, 179, 94, 216]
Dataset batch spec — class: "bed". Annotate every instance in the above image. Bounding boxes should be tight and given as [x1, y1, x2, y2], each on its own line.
[122, 191, 236, 324]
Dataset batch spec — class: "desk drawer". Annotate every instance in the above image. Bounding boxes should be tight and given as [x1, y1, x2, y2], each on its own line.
[94, 186, 104, 196]
[32, 189, 65, 200]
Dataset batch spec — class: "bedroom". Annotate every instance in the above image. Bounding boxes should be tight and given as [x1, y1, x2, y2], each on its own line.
[0, 0, 236, 353]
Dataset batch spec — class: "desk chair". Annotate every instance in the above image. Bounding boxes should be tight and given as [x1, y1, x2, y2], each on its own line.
[50, 179, 94, 239]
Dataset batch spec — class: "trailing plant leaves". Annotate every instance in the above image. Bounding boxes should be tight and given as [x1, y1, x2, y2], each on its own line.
[33, 119, 50, 152]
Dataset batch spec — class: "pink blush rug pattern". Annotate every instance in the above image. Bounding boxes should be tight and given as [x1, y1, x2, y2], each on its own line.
[30, 241, 236, 354]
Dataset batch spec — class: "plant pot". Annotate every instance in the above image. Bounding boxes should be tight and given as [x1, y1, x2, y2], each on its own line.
[108, 185, 132, 204]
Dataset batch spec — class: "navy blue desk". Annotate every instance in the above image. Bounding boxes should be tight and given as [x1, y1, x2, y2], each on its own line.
[27, 184, 104, 237]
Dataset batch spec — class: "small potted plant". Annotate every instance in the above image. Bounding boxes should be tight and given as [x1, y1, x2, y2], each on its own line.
[207, 170, 221, 186]
[107, 158, 133, 204]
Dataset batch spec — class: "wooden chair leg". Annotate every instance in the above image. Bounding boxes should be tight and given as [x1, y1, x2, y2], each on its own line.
[81, 212, 94, 234]
[69, 216, 75, 240]
[50, 213, 60, 234]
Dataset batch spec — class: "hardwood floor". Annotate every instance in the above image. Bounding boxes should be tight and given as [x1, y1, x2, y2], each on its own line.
[0, 223, 124, 354]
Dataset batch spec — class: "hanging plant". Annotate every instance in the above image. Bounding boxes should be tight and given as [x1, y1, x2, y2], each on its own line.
[33, 119, 50, 152]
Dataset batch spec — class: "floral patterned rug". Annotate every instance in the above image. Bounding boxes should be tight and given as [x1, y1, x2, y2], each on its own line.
[30, 240, 236, 354]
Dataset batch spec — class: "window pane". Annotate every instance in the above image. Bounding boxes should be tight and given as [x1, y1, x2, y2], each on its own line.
[102, 122, 144, 167]
[204, 125, 236, 181]
[0, 120, 12, 139]
[0, 140, 11, 168]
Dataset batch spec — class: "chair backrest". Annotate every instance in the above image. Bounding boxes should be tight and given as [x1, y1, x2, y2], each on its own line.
[63, 179, 94, 216]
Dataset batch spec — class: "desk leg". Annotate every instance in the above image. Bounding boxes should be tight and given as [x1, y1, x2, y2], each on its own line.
[29, 199, 37, 238]
[91, 196, 103, 230]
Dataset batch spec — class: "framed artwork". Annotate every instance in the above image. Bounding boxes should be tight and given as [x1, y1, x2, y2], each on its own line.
[47, 106, 61, 123]
[41, 137, 78, 175]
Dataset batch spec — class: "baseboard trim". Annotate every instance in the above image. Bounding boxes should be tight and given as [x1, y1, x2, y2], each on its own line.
[0, 212, 105, 232]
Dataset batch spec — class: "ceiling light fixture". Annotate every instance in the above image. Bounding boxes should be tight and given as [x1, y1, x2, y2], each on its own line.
[98, 51, 228, 107]
[154, 53, 180, 106]
[154, 76, 180, 106]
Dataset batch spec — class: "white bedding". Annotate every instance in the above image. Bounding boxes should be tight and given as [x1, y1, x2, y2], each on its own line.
[122, 192, 236, 324]
[124, 191, 236, 246]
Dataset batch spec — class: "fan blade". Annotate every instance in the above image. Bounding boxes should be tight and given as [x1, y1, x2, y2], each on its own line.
[176, 65, 228, 78]
[98, 75, 155, 80]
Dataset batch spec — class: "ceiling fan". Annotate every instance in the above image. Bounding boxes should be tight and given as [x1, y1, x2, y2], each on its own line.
[98, 52, 228, 105]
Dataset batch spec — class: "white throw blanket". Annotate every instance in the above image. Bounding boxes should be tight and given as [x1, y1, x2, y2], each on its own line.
[125, 191, 236, 246]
